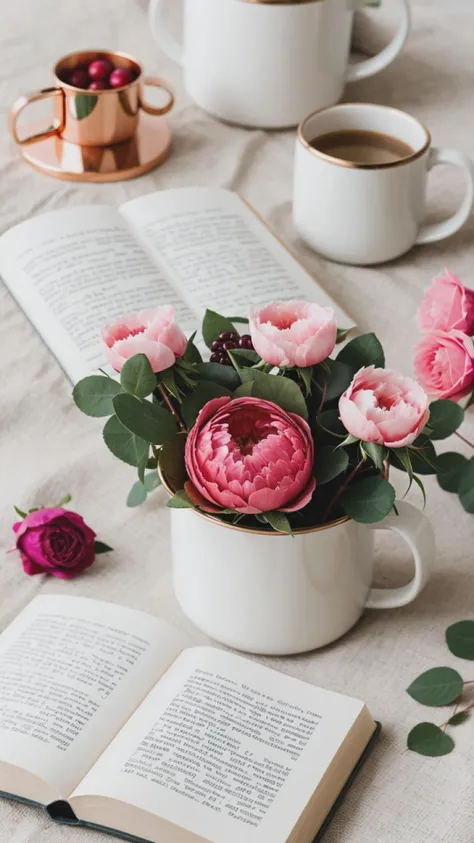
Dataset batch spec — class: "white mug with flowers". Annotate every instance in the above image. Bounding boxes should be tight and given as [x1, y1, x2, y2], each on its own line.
[73, 275, 472, 654]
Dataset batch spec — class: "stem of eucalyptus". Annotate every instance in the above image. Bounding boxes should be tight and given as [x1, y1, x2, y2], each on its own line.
[323, 457, 365, 523]
[455, 430, 474, 449]
[157, 383, 186, 432]
[439, 700, 474, 730]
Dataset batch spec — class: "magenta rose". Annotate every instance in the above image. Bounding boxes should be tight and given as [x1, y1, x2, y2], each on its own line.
[339, 366, 430, 448]
[13, 508, 97, 579]
[248, 300, 337, 368]
[414, 330, 474, 401]
[184, 396, 316, 515]
[418, 270, 474, 335]
[102, 306, 187, 373]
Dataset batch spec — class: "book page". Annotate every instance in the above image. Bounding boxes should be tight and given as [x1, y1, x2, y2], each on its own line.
[121, 188, 352, 326]
[0, 596, 186, 800]
[72, 647, 364, 842]
[0, 206, 196, 383]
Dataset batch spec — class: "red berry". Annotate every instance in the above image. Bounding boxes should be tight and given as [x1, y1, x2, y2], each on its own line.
[88, 80, 109, 90]
[88, 59, 113, 81]
[69, 68, 90, 89]
[210, 353, 220, 363]
[211, 340, 223, 351]
[219, 331, 237, 342]
[109, 68, 134, 88]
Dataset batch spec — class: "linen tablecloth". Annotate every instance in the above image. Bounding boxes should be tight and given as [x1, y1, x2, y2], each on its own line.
[1, 0, 474, 840]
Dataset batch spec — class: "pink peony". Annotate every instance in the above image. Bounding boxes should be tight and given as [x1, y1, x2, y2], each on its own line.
[13, 508, 97, 579]
[418, 270, 474, 335]
[414, 330, 474, 401]
[248, 300, 337, 368]
[184, 396, 316, 515]
[339, 366, 430, 448]
[102, 306, 187, 373]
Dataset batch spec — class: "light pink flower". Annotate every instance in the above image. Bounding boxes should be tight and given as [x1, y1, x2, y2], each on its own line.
[339, 366, 430, 448]
[184, 396, 316, 515]
[414, 330, 474, 401]
[102, 306, 187, 373]
[418, 269, 474, 335]
[248, 300, 337, 368]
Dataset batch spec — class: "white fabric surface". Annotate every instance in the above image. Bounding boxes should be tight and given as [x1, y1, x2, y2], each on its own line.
[1, 0, 474, 841]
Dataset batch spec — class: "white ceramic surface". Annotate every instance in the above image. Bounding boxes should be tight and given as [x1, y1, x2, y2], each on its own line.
[293, 103, 474, 264]
[148, 0, 411, 128]
[170, 500, 434, 655]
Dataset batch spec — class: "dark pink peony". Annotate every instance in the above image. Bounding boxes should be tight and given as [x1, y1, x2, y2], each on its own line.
[184, 397, 316, 515]
[13, 508, 97, 579]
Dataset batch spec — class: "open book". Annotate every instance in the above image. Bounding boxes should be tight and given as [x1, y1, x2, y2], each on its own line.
[0, 188, 352, 384]
[0, 596, 378, 843]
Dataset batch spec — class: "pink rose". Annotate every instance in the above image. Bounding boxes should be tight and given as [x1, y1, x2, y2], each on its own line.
[184, 396, 316, 515]
[13, 508, 97, 579]
[102, 306, 187, 373]
[248, 300, 337, 368]
[414, 330, 474, 401]
[339, 366, 430, 448]
[418, 270, 474, 335]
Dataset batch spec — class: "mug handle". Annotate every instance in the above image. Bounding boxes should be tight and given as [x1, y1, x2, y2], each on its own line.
[139, 76, 175, 116]
[365, 501, 434, 609]
[148, 0, 184, 65]
[9, 88, 65, 146]
[415, 147, 474, 245]
[346, 0, 411, 83]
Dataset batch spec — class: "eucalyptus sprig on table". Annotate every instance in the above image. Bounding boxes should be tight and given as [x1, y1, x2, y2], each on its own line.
[406, 620, 474, 756]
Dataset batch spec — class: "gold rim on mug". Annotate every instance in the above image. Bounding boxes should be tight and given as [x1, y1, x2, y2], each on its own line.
[297, 103, 432, 170]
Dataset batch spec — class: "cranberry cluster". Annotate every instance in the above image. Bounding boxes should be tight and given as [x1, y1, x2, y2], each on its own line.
[63, 58, 136, 91]
[210, 332, 254, 366]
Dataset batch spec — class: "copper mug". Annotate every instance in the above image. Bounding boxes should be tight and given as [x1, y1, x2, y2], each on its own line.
[9, 49, 174, 148]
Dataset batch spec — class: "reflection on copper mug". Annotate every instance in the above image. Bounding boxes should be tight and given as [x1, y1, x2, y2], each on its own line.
[9, 49, 174, 148]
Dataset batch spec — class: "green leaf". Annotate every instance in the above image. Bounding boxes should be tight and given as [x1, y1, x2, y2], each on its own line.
[315, 447, 349, 485]
[262, 511, 293, 535]
[234, 382, 254, 398]
[465, 390, 474, 410]
[126, 481, 148, 508]
[181, 382, 232, 428]
[249, 371, 308, 420]
[113, 394, 178, 445]
[14, 505, 27, 519]
[225, 315, 249, 324]
[160, 367, 181, 401]
[337, 333, 385, 371]
[407, 723, 454, 757]
[228, 348, 261, 368]
[337, 433, 360, 449]
[428, 400, 464, 440]
[458, 458, 474, 513]
[436, 452, 469, 493]
[336, 327, 353, 344]
[298, 367, 313, 396]
[146, 456, 158, 470]
[144, 472, 161, 493]
[202, 310, 238, 349]
[448, 711, 470, 726]
[73, 376, 122, 418]
[323, 359, 354, 401]
[399, 436, 443, 475]
[167, 490, 195, 509]
[315, 409, 347, 440]
[57, 493, 72, 507]
[102, 415, 149, 467]
[94, 541, 113, 554]
[446, 620, 474, 660]
[361, 442, 387, 472]
[196, 362, 241, 391]
[137, 452, 147, 484]
[120, 354, 156, 399]
[72, 92, 98, 120]
[159, 433, 187, 492]
[406, 667, 463, 706]
[413, 474, 427, 508]
[182, 332, 202, 364]
[340, 477, 395, 524]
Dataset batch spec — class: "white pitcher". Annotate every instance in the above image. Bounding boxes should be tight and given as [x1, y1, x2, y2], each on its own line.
[149, 0, 411, 129]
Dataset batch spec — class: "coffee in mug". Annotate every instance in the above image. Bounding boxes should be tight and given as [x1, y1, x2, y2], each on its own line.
[309, 129, 414, 166]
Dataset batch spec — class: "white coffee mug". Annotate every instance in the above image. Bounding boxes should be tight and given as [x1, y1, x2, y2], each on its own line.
[293, 103, 474, 264]
[149, 0, 411, 129]
[168, 500, 434, 656]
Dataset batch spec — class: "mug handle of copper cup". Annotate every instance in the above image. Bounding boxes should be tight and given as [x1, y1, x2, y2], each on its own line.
[139, 77, 174, 116]
[9, 88, 65, 146]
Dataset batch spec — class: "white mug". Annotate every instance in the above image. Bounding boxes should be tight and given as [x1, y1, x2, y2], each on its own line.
[293, 103, 474, 264]
[149, 0, 411, 129]
[168, 500, 434, 656]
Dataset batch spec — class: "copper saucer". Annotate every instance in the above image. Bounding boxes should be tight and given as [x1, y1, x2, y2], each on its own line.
[19, 112, 172, 182]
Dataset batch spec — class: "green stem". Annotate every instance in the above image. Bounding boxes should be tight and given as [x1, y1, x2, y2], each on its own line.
[323, 457, 365, 523]
[455, 430, 474, 449]
[439, 700, 474, 730]
[157, 383, 186, 432]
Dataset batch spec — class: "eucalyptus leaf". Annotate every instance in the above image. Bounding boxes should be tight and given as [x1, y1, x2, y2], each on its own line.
[406, 667, 463, 706]
[167, 490, 195, 509]
[448, 711, 470, 726]
[407, 723, 454, 757]
[73, 376, 122, 417]
[196, 362, 241, 391]
[315, 409, 347, 440]
[446, 620, 474, 660]
[323, 359, 354, 401]
[263, 511, 293, 535]
[315, 447, 349, 485]
[340, 476, 395, 524]
[103, 415, 149, 467]
[427, 400, 464, 440]
[137, 452, 147, 484]
[436, 452, 469, 493]
[202, 310, 238, 349]
[113, 394, 177, 445]
[159, 433, 187, 492]
[337, 332, 385, 370]
[94, 541, 113, 554]
[228, 348, 260, 366]
[234, 382, 254, 397]
[458, 458, 474, 513]
[181, 382, 232, 428]
[249, 371, 308, 420]
[120, 354, 156, 398]
[403, 436, 443, 475]
[126, 481, 148, 508]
